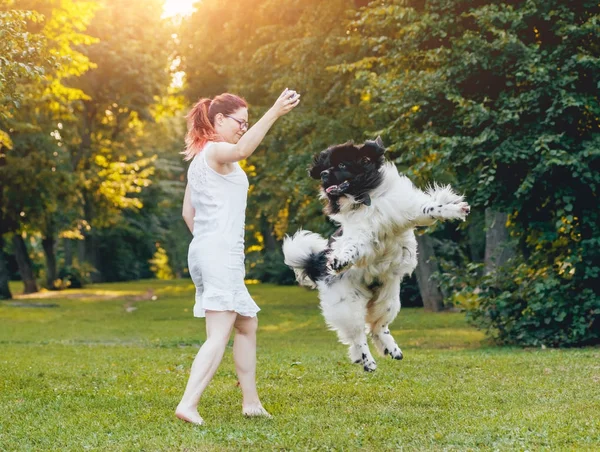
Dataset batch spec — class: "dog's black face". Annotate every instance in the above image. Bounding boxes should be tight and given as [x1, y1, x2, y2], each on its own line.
[308, 137, 386, 208]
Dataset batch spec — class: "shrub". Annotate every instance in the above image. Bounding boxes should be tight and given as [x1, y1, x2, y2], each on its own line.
[57, 261, 94, 289]
[442, 260, 600, 347]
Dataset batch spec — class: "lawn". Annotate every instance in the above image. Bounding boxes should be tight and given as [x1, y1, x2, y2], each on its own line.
[1, 280, 598, 451]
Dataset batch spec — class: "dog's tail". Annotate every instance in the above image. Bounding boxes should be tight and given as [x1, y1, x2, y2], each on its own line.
[282, 230, 328, 288]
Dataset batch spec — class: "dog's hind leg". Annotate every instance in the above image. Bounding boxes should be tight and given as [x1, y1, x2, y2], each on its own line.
[318, 280, 377, 372]
[367, 285, 404, 361]
[371, 323, 403, 361]
[338, 317, 377, 372]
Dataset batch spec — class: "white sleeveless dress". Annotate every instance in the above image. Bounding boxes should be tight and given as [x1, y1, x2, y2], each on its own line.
[186, 142, 260, 318]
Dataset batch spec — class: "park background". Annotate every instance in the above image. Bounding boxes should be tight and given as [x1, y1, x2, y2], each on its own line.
[1, 0, 599, 450]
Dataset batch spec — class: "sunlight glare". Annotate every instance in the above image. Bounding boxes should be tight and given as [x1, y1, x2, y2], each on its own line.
[162, 0, 197, 18]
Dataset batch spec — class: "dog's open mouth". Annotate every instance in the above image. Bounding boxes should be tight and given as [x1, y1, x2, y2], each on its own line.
[325, 180, 350, 195]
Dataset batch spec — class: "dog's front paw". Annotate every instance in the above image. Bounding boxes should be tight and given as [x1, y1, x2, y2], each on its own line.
[441, 201, 471, 221]
[327, 256, 351, 275]
[458, 201, 470, 214]
[385, 346, 404, 361]
[363, 359, 377, 372]
[327, 246, 361, 275]
[354, 355, 377, 372]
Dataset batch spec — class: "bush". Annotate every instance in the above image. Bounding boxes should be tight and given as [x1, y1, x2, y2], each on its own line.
[57, 261, 94, 289]
[344, 0, 600, 347]
[442, 260, 600, 347]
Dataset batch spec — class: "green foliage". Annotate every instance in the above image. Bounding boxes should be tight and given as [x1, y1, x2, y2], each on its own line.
[59, 0, 178, 281]
[2, 129, 80, 241]
[2, 0, 182, 286]
[0, 0, 97, 292]
[0, 7, 49, 130]
[338, 0, 600, 346]
[0, 0, 97, 144]
[441, 260, 600, 347]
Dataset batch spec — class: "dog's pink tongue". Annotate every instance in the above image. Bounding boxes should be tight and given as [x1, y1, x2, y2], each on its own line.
[326, 185, 338, 194]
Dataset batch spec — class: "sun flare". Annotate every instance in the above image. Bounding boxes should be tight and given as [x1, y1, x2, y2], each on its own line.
[162, 0, 197, 18]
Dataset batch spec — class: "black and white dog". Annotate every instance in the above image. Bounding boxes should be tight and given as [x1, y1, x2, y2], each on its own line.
[283, 137, 470, 371]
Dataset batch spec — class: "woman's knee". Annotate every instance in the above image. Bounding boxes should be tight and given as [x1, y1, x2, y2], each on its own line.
[234, 315, 258, 335]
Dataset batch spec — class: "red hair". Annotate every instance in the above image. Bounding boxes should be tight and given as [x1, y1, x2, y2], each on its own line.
[183, 93, 248, 160]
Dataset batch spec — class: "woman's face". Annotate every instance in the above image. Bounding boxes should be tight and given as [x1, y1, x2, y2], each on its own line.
[214, 107, 248, 144]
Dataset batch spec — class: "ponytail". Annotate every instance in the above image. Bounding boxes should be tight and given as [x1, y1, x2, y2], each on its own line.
[183, 98, 219, 160]
[183, 93, 248, 160]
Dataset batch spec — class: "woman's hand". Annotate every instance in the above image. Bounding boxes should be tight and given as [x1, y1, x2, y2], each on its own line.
[270, 88, 301, 118]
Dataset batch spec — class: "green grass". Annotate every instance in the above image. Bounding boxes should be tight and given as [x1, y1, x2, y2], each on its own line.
[1, 280, 598, 451]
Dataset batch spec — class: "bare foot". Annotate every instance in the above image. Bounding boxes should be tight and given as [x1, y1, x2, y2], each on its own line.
[242, 403, 272, 418]
[175, 405, 204, 425]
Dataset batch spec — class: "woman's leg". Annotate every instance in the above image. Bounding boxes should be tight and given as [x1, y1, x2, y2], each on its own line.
[176, 310, 238, 424]
[233, 314, 271, 417]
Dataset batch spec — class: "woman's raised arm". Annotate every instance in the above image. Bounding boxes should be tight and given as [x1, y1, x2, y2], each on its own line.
[209, 88, 300, 164]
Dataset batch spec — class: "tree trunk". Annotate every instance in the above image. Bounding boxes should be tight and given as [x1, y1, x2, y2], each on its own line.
[42, 234, 58, 289]
[484, 209, 515, 274]
[77, 239, 86, 263]
[12, 234, 38, 294]
[81, 190, 103, 282]
[84, 233, 103, 282]
[466, 209, 485, 263]
[64, 238, 73, 267]
[0, 236, 12, 300]
[415, 234, 445, 312]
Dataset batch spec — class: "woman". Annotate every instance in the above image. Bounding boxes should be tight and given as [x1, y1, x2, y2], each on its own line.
[176, 89, 300, 425]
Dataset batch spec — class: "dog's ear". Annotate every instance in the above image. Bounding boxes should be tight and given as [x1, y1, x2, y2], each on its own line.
[362, 136, 386, 157]
[308, 165, 322, 180]
[308, 152, 327, 179]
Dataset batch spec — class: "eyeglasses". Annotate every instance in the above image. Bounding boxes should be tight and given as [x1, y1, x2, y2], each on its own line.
[225, 115, 249, 131]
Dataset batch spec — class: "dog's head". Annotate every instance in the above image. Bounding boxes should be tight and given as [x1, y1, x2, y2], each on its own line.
[308, 137, 386, 207]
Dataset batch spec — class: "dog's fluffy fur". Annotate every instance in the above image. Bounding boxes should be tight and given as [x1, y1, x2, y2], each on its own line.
[283, 138, 470, 371]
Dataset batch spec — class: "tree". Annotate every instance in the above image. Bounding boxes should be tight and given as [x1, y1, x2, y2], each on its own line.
[57, 0, 173, 281]
[1, 0, 97, 291]
[0, 4, 65, 297]
[483, 209, 514, 275]
[415, 234, 445, 311]
[339, 0, 599, 346]
[0, 6, 48, 147]
[139, 89, 189, 279]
